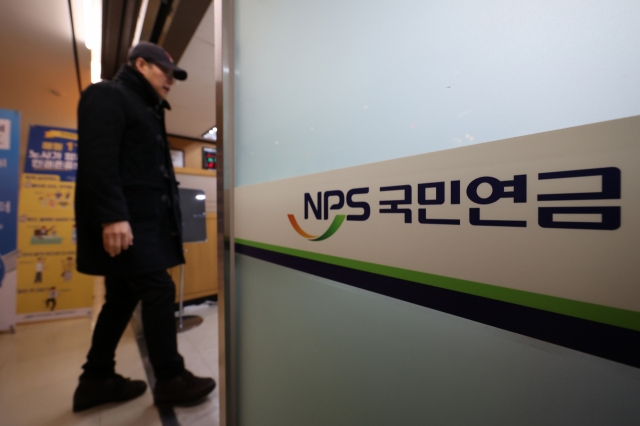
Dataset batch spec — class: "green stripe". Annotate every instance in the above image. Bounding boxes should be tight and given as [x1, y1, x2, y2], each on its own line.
[235, 238, 640, 332]
[311, 215, 346, 241]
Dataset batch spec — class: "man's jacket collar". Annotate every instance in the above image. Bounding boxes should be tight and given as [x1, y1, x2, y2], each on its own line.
[114, 65, 171, 110]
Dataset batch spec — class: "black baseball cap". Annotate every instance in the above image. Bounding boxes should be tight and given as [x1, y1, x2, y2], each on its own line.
[128, 41, 187, 81]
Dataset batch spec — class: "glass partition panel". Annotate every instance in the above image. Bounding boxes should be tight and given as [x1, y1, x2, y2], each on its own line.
[231, 1, 640, 425]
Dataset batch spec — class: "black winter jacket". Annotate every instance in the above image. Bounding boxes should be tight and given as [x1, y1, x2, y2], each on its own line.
[75, 65, 185, 275]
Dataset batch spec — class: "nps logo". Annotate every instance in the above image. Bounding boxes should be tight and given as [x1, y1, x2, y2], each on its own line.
[288, 188, 370, 241]
[288, 167, 622, 241]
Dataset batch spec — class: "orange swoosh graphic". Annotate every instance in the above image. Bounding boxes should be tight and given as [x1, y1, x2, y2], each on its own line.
[287, 214, 319, 239]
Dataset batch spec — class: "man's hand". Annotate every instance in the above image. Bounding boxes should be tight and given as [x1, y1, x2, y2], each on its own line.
[102, 221, 134, 257]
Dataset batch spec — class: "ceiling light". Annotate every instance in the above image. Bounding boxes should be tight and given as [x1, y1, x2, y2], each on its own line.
[83, 0, 102, 50]
[83, 0, 94, 49]
[203, 126, 217, 141]
[91, 50, 102, 84]
[83, 0, 103, 83]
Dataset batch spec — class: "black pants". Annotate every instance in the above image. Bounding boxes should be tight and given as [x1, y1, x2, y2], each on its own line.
[81, 270, 184, 380]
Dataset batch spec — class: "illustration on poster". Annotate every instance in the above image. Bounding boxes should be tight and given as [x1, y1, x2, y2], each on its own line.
[34, 191, 72, 209]
[34, 257, 45, 283]
[45, 287, 58, 311]
[0, 118, 10, 149]
[31, 224, 63, 245]
[61, 257, 73, 281]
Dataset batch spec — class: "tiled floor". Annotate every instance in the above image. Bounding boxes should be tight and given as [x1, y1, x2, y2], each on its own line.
[0, 301, 220, 426]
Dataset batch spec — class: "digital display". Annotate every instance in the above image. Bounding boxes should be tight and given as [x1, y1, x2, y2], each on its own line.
[202, 147, 217, 170]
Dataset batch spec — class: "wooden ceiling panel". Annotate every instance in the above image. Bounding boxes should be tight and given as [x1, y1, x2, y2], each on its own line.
[161, 0, 213, 64]
[101, 0, 143, 80]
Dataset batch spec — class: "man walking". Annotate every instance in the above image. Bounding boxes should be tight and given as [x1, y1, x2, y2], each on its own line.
[73, 42, 215, 412]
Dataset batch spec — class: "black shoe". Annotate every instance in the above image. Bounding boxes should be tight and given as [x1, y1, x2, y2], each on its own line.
[154, 370, 216, 406]
[73, 374, 147, 412]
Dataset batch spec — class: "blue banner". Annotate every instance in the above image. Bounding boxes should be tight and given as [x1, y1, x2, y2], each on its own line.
[24, 125, 78, 182]
[0, 109, 20, 287]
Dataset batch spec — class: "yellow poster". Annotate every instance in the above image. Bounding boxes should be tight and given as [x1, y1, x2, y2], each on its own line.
[16, 126, 93, 320]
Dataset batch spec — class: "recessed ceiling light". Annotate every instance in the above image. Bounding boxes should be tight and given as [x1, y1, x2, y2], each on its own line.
[203, 126, 217, 141]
